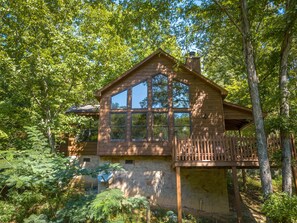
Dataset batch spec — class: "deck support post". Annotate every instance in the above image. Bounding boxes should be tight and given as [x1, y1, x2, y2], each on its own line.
[292, 166, 297, 193]
[232, 167, 242, 223]
[176, 166, 182, 223]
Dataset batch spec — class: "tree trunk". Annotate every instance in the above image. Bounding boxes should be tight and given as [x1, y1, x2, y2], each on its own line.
[280, 29, 292, 195]
[47, 125, 56, 153]
[45, 108, 56, 153]
[279, 0, 296, 195]
[239, 0, 273, 198]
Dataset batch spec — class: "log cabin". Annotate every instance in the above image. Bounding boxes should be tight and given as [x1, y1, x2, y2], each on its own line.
[62, 49, 296, 222]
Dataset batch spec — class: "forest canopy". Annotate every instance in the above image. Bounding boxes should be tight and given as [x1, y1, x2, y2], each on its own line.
[1, 0, 297, 222]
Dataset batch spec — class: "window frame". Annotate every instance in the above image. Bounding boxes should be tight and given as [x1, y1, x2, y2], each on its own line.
[107, 73, 192, 143]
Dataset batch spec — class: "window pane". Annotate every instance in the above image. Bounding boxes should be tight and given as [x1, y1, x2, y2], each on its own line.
[174, 112, 190, 139]
[132, 82, 148, 108]
[110, 113, 126, 140]
[153, 113, 168, 141]
[110, 127, 125, 140]
[152, 74, 168, 108]
[132, 113, 147, 141]
[111, 113, 126, 126]
[132, 113, 147, 126]
[174, 127, 190, 139]
[132, 127, 147, 141]
[173, 81, 190, 108]
[111, 90, 127, 109]
[153, 127, 168, 141]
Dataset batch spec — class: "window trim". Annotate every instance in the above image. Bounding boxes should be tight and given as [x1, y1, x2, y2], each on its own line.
[107, 73, 192, 143]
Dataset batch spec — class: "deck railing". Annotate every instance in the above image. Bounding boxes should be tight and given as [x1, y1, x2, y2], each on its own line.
[173, 135, 295, 164]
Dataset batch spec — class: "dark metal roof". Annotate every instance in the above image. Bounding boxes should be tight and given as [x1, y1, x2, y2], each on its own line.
[66, 105, 99, 115]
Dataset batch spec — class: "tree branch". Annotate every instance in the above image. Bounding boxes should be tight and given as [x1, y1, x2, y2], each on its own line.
[213, 0, 243, 35]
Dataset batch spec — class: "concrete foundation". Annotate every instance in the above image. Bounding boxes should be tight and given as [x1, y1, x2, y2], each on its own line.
[78, 155, 229, 214]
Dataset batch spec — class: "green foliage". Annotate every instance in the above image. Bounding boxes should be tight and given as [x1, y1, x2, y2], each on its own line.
[0, 0, 182, 152]
[0, 201, 16, 223]
[24, 214, 49, 223]
[263, 193, 297, 223]
[0, 126, 121, 222]
[91, 189, 149, 222]
[55, 194, 95, 223]
[265, 115, 297, 134]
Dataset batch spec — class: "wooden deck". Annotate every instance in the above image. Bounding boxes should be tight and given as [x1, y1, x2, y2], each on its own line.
[172, 135, 296, 168]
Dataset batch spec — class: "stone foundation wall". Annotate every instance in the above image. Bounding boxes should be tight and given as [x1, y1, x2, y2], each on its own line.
[78, 155, 229, 214]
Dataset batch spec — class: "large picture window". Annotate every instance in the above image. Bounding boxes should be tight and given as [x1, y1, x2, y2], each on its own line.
[153, 113, 168, 141]
[110, 113, 126, 141]
[132, 81, 148, 109]
[131, 113, 147, 141]
[152, 74, 168, 108]
[173, 81, 190, 108]
[108, 74, 191, 143]
[111, 90, 127, 109]
[174, 112, 190, 139]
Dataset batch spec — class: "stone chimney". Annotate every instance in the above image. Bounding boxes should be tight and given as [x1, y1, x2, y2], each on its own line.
[185, 51, 201, 74]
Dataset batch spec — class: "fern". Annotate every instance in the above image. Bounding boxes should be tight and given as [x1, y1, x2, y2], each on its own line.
[24, 126, 50, 152]
[90, 189, 148, 222]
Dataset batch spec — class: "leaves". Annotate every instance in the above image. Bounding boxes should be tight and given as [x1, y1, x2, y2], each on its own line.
[263, 193, 297, 222]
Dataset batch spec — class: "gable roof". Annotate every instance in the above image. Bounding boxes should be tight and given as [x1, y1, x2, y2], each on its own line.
[94, 48, 228, 100]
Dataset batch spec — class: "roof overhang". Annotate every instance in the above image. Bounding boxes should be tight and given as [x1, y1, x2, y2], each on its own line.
[223, 102, 254, 130]
[66, 105, 99, 116]
[94, 48, 228, 100]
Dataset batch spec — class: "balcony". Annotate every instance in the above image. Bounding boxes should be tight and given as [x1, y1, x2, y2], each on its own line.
[172, 135, 296, 168]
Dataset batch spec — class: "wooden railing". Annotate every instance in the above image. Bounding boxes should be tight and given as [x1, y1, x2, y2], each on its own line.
[172, 135, 295, 166]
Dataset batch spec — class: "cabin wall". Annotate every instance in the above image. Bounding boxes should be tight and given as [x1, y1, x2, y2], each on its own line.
[98, 55, 225, 156]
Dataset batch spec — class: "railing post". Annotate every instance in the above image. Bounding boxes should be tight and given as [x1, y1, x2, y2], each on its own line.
[173, 135, 177, 162]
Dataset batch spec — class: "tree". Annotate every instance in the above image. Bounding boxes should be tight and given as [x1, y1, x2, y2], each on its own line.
[279, 0, 297, 195]
[0, 0, 182, 151]
[173, 0, 297, 198]
[239, 0, 273, 197]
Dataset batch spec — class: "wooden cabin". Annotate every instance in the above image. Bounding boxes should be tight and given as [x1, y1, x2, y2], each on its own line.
[63, 49, 296, 222]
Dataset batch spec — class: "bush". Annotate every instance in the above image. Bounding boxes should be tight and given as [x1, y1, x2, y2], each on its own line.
[262, 192, 297, 223]
[91, 189, 149, 222]
[0, 126, 121, 222]
[0, 201, 16, 223]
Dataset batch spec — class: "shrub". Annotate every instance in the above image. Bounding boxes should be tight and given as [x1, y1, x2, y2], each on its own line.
[0, 201, 16, 223]
[262, 192, 297, 223]
[91, 189, 149, 222]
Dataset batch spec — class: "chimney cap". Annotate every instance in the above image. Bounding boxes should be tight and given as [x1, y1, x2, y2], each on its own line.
[189, 51, 196, 57]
